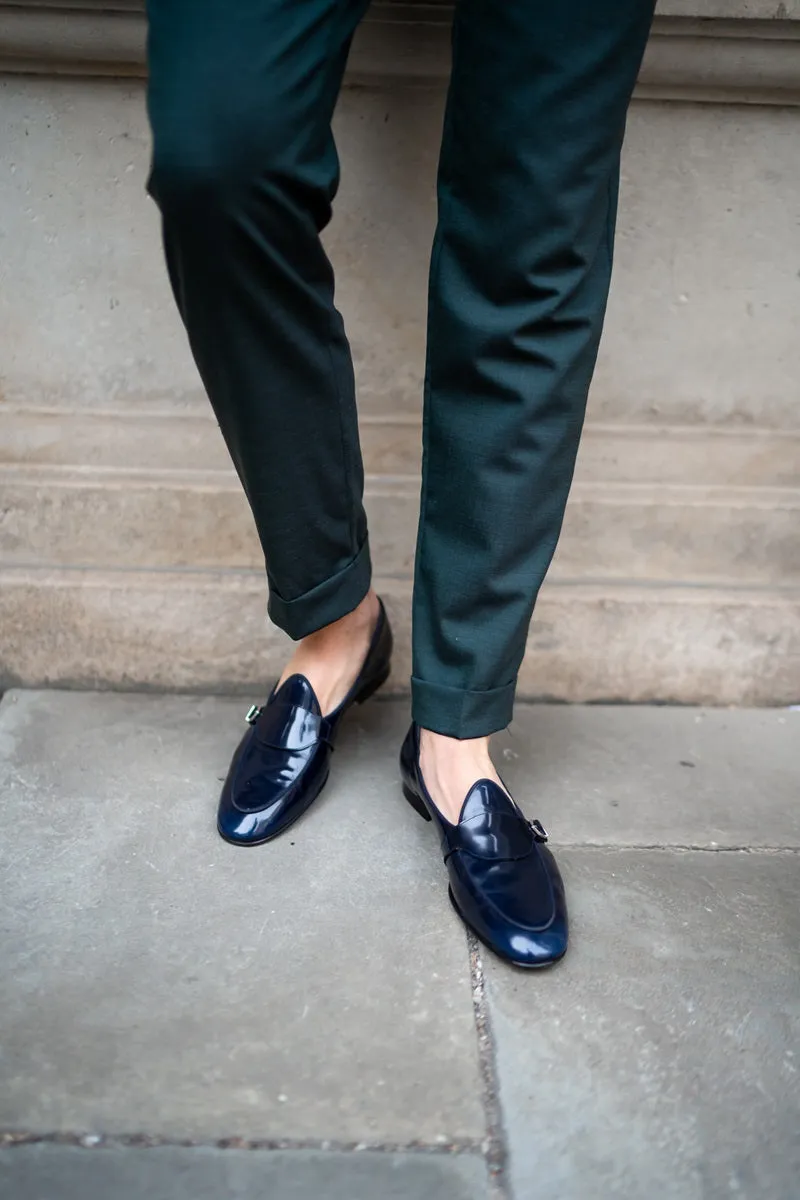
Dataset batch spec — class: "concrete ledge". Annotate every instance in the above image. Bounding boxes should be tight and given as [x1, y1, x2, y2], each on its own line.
[5, 409, 799, 485]
[2, 568, 798, 704]
[348, 10, 800, 104]
[1, 2, 799, 104]
[2, 464, 798, 586]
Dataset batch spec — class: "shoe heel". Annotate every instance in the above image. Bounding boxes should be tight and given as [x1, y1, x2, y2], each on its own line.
[403, 783, 432, 822]
[354, 666, 390, 706]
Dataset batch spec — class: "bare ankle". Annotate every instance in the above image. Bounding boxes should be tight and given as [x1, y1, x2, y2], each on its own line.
[277, 589, 380, 714]
[304, 589, 379, 651]
[419, 728, 504, 823]
[420, 728, 492, 767]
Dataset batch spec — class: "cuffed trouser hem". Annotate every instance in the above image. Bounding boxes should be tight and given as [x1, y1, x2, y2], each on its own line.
[411, 676, 517, 740]
[267, 539, 372, 641]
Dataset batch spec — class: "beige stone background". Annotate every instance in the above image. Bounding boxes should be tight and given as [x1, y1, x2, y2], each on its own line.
[0, 0, 798, 702]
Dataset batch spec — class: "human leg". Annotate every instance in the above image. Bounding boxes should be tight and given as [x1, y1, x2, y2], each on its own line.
[146, 0, 391, 843]
[403, 0, 654, 964]
[413, 0, 655, 748]
[147, 0, 373, 673]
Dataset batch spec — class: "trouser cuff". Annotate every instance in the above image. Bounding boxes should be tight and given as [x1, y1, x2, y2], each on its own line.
[267, 540, 372, 640]
[411, 676, 516, 739]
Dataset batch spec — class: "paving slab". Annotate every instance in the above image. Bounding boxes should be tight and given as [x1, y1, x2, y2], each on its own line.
[0, 690, 483, 1143]
[159, 697, 800, 851]
[485, 849, 800, 1200]
[0, 1145, 488, 1200]
[497, 704, 800, 849]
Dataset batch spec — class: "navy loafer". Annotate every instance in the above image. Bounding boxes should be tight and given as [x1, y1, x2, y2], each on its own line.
[399, 723, 568, 968]
[218, 600, 392, 846]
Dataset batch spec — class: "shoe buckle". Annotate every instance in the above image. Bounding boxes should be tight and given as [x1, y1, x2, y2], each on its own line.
[245, 704, 262, 725]
[528, 818, 548, 843]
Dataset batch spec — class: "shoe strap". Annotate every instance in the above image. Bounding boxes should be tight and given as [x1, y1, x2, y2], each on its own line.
[249, 702, 333, 752]
[444, 810, 540, 862]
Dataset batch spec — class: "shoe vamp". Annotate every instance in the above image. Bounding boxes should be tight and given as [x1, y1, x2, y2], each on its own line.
[232, 742, 316, 813]
[454, 849, 556, 932]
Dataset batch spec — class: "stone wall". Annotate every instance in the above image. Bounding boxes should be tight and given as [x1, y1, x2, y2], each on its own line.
[1, 1, 798, 701]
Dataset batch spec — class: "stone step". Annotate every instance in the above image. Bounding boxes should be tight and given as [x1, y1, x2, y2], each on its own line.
[4, 406, 800, 486]
[1, 566, 797, 704]
[1, 463, 798, 586]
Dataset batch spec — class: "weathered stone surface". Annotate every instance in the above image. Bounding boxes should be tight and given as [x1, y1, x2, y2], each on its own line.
[496, 704, 800, 849]
[1, 78, 799, 699]
[2, 79, 800, 425]
[2, 692, 799, 1199]
[2, 570, 799, 705]
[4, 409, 800, 488]
[486, 849, 800, 1200]
[0, 690, 484, 1142]
[3, 1, 799, 94]
[0, 1145, 489, 1200]
[2, 469, 798, 586]
[658, 0, 800, 17]
[5, 696, 796, 857]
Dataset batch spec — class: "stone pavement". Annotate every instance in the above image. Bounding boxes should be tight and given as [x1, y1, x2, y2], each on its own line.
[0, 690, 797, 1200]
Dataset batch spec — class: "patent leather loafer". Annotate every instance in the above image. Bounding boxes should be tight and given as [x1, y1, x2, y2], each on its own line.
[399, 723, 568, 968]
[217, 600, 392, 845]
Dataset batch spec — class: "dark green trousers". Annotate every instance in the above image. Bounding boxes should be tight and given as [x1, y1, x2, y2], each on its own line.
[146, 0, 654, 738]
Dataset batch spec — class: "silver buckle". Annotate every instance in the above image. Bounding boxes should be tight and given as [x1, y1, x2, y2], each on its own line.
[529, 819, 548, 842]
[245, 704, 262, 725]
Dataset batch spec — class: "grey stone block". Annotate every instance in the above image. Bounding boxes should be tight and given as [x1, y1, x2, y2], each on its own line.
[3, 573, 799, 705]
[658, 1, 800, 18]
[0, 1145, 488, 1200]
[3, 468, 798, 586]
[495, 704, 800, 849]
[485, 849, 800, 1200]
[0, 690, 483, 1143]
[2, 79, 800, 427]
[2, 691, 799, 1199]
[3, 79, 800, 700]
[5, 407, 800, 488]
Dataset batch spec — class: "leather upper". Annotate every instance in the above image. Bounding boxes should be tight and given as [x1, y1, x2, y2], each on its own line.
[400, 723, 568, 967]
[443, 782, 539, 860]
[227, 676, 324, 818]
[217, 600, 392, 844]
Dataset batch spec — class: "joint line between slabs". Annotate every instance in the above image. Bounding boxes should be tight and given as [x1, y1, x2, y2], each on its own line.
[467, 932, 513, 1200]
[0, 1132, 483, 1157]
[557, 843, 800, 854]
